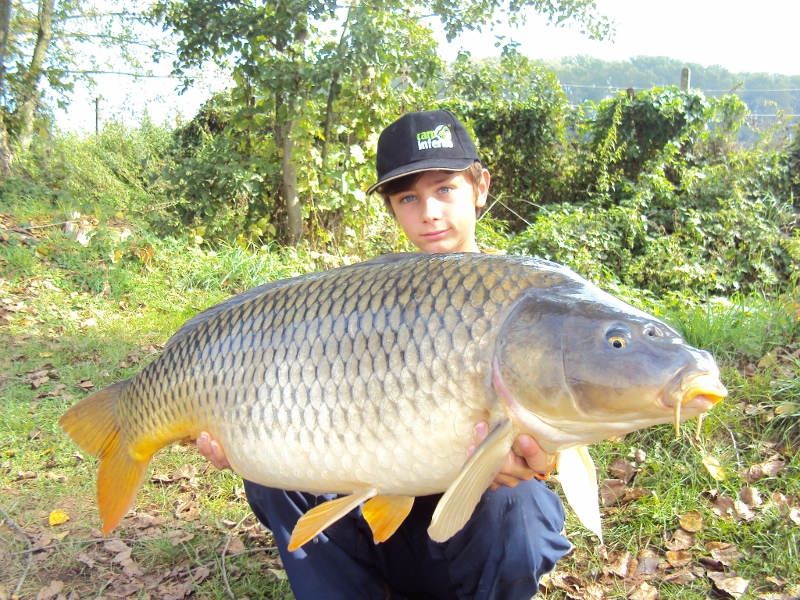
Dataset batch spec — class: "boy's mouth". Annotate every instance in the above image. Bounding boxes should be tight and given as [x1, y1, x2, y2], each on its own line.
[422, 229, 449, 240]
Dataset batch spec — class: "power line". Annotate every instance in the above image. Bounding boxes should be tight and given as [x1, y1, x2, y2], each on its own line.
[559, 84, 800, 93]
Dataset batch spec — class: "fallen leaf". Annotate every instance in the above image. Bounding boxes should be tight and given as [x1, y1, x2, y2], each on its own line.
[740, 455, 786, 483]
[665, 528, 695, 551]
[103, 539, 130, 554]
[708, 572, 749, 599]
[601, 480, 627, 506]
[76, 379, 94, 390]
[679, 510, 703, 532]
[111, 548, 132, 563]
[702, 455, 727, 480]
[107, 580, 143, 598]
[35, 580, 64, 600]
[76, 552, 97, 568]
[666, 549, 693, 568]
[705, 541, 744, 566]
[48, 509, 70, 526]
[704, 491, 736, 518]
[608, 458, 637, 483]
[662, 568, 696, 585]
[604, 550, 632, 578]
[628, 581, 658, 600]
[739, 487, 763, 509]
[224, 536, 246, 555]
[268, 568, 288, 581]
[171, 463, 198, 480]
[633, 556, 659, 576]
[120, 557, 144, 577]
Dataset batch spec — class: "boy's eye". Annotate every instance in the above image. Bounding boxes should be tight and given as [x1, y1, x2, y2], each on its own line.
[438, 186, 453, 194]
[398, 195, 416, 204]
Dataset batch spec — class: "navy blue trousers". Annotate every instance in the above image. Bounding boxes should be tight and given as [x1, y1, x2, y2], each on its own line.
[244, 480, 571, 600]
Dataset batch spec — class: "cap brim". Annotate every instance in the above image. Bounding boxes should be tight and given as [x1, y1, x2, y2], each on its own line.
[367, 158, 476, 194]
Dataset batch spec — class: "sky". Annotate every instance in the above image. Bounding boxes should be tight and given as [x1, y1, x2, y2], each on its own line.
[55, 0, 800, 132]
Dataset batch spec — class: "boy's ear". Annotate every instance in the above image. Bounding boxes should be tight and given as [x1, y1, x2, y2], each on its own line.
[475, 169, 490, 208]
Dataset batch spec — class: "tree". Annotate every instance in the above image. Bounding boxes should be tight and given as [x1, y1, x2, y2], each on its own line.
[153, 0, 610, 246]
[0, 0, 164, 176]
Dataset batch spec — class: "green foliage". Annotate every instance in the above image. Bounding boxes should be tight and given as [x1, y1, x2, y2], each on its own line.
[511, 193, 799, 297]
[573, 87, 712, 205]
[7, 119, 174, 218]
[441, 52, 573, 228]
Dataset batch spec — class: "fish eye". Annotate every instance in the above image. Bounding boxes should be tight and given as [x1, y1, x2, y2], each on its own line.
[606, 326, 630, 349]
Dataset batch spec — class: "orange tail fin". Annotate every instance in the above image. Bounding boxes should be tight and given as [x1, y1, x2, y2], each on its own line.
[59, 381, 151, 534]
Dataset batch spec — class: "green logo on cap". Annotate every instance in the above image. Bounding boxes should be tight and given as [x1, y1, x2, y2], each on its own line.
[417, 125, 454, 150]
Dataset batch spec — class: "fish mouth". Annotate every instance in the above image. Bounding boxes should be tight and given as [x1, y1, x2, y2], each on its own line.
[662, 372, 728, 435]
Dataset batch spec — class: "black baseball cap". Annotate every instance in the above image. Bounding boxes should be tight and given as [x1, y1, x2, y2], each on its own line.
[367, 110, 480, 194]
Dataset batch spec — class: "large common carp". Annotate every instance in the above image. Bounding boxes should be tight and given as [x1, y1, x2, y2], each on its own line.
[59, 253, 726, 548]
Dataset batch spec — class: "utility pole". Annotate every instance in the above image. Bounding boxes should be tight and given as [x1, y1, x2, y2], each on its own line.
[680, 68, 691, 92]
[95, 96, 101, 135]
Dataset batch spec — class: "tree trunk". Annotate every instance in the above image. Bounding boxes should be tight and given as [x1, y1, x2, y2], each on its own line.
[0, 0, 14, 176]
[282, 117, 302, 245]
[18, 0, 55, 151]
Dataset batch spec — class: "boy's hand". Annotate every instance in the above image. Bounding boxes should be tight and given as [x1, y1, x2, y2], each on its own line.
[197, 432, 232, 470]
[468, 421, 556, 490]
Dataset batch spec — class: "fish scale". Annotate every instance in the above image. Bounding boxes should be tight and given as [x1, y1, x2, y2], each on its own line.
[59, 252, 727, 547]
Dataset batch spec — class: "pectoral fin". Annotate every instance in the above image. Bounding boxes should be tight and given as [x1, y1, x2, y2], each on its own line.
[557, 445, 603, 543]
[362, 496, 415, 543]
[288, 489, 378, 551]
[428, 419, 515, 543]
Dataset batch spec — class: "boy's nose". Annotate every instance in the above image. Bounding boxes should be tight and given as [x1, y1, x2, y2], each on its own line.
[420, 197, 442, 221]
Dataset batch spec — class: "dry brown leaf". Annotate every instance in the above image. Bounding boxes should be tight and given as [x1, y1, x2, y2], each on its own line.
[35, 580, 64, 600]
[76, 552, 98, 568]
[708, 572, 749, 599]
[761, 455, 787, 477]
[665, 528, 695, 551]
[733, 499, 756, 521]
[131, 513, 166, 529]
[633, 556, 659, 576]
[678, 510, 703, 532]
[788, 507, 800, 526]
[665, 550, 693, 568]
[608, 458, 637, 483]
[704, 491, 737, 518]
[103, 539, 130, 554]
[604, 550, 632, 578]
[171, 464, 198, 481]
[120, 557, 144, 578]
[705, 542, 744, 566]
[738, 487, 763, 508]
[601, 479, 627, 506]
[225, 536, 247, 555]
[628, 581, 658, 600]
[111, 548, 132, 563]
[108, 580, 143, 598]
[661, 568, 697, 585]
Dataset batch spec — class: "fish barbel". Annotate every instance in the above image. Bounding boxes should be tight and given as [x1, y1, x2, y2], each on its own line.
[59, 252, 727, 548]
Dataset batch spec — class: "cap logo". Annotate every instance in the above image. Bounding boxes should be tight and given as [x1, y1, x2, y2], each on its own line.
[416, 124, 454, 151]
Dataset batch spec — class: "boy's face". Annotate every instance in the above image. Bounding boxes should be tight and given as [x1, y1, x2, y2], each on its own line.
[387, 170, 489, 254]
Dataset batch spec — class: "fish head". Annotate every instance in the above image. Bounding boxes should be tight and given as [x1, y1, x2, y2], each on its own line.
[495, 270, 728, 450]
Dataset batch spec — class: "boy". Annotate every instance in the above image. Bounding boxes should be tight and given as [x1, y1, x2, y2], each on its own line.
[198, 110, 571, 599]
